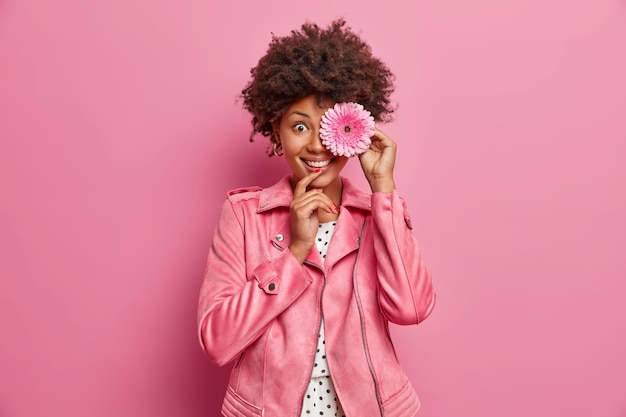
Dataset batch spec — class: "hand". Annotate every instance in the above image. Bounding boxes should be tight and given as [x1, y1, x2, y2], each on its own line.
[358, 127, 396, 193]
[288, 171, 339, 264]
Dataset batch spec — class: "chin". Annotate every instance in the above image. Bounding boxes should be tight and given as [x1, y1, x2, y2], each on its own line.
[311, 174, 340, 189]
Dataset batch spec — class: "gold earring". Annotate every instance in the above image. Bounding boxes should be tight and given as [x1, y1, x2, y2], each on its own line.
[271, 142, 283, 157]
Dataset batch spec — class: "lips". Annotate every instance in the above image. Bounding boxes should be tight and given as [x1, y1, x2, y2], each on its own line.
[303, 158, 333, 168]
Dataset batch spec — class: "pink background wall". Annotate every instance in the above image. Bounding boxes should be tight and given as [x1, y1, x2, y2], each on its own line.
[1, 0, 625, 416]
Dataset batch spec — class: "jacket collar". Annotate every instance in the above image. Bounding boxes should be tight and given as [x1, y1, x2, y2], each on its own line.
[259, 175, 370, 269]
[257, 175, 371, 213]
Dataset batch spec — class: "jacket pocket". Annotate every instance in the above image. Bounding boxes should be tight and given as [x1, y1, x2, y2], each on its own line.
[381, 380, 421, 417]
[222, 386, 262, 417]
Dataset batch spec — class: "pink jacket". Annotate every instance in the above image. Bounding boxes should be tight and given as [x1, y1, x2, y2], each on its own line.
[198, 176, 435, 417]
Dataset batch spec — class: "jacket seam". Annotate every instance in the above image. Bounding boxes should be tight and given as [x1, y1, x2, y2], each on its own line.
[353, 218, 384, 416]
[227, 198, 247, 238]
[386, 192, 420, 324]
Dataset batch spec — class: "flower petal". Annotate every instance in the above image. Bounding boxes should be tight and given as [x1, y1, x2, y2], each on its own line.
[320, 102, 375, 157]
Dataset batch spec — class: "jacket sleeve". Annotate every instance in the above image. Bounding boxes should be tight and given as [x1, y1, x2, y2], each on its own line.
[197, 198, 313, 367]
[370, 190, 436, 325]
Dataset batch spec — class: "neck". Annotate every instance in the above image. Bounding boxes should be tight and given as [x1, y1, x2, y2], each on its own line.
[320, 177, 343, 205]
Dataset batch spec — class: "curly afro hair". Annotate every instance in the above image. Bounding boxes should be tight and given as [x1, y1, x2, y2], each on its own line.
[241, 18, 396, 146]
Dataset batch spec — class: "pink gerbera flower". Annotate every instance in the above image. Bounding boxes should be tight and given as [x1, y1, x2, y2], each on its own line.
[319, 102, 375, 157]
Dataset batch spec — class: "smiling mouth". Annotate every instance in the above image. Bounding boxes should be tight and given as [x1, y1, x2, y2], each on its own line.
[303, 158, 333, 168]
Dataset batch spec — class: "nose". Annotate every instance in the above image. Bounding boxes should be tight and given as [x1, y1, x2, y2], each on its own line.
[307, 128, 326, 153]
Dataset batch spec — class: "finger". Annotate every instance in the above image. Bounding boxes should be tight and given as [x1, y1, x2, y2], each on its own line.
[370, 128, 396, 150]
[373, 127, 389, 139]
[291, 191, 337, 214]
[294, 190, 334, 209]
[293, 170, 323, 197]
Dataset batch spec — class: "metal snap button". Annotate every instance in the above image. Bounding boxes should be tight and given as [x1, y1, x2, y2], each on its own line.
[276, 234, 284, 241]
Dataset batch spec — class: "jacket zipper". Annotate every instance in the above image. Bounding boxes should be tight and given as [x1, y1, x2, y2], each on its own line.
[352, 220, 385, 416]
[234, 351, 245, 368]
[298, 259, 326, 409]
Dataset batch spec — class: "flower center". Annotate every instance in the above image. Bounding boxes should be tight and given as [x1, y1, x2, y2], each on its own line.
[344, 125, 351, 133]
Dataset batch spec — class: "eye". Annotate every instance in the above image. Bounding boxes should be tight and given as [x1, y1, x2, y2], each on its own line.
[293, 122, 308, 133]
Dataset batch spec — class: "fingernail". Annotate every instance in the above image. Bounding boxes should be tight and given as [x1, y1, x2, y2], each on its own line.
[315, 168, 321, 172]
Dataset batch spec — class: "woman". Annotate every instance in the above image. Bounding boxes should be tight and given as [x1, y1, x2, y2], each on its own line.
[198, 19, 436, 417]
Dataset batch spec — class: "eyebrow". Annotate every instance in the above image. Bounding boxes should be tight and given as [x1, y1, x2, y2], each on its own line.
[287, 111, 311, 119]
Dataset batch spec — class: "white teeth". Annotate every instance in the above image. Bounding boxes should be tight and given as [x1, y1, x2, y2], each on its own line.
[305, 159, 331, 168]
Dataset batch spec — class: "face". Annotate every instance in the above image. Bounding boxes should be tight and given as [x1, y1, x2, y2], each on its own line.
[274, 95, 349, 192]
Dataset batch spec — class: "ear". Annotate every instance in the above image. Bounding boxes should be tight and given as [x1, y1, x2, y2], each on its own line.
[271, 122, 281, 143]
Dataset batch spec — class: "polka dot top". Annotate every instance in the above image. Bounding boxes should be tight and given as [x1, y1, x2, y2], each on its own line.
[315, 221, 335, 263]
[300, 221, 345, 417]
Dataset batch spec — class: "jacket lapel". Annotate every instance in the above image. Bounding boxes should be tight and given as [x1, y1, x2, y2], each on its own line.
[323, 207, 362, 270]
[323, 177, 371, 270]
[258, 175, 371, 270]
